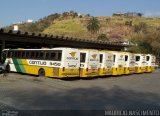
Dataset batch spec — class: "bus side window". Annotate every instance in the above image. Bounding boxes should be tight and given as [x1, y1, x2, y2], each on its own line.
[57, 52, 62, 61]
[100, 54, 103, 63]
[80, 53, 86, 63]
[146, 56, 150, 61]
[136, 56, 140, 61]
[30, 51, 35, 59]
[39, 51, 44, 60]
[50, 51, 62, 61]
[50, 52, 56, 61]
[26, 51, 30, 59]
[45, 52, 50, 60]
[14, 51, 18, 58]
[22, 51, 25, 59]
[17, 51, 22, 58]
[125, 55, 128, 61]
[35, 51, 39, 59]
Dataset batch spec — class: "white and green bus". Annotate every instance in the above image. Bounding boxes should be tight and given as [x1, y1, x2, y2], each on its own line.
[2, 48, 80, 78]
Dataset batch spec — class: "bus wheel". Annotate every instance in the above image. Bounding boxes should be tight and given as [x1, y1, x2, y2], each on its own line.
[6, 65, 10, 73]
[38, 68, 45, 77]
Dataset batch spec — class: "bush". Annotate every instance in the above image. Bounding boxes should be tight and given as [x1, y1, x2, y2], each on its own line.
[97, 34, 108, 41]
[125, 21, 132, 26]
[134, 22, 148, 33]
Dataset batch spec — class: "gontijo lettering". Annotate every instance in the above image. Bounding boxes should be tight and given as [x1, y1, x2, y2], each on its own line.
[29, 61, 46, 65]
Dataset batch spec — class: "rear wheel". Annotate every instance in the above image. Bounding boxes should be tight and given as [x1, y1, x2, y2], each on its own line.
[38, 68, 45, 77]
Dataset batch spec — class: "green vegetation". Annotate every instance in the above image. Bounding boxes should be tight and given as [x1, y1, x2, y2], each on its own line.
[87, 17, 100, 34]
[134, 22, 148, 33]
[128, 31, 160, 58]
[43, 19, 88, 38]
[4, 11, 160, 56]
[97, 34, 108, 41]
[5, 13, 61, 33]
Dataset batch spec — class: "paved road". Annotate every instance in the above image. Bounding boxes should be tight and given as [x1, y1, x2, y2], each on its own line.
[0, 70, 160, 112]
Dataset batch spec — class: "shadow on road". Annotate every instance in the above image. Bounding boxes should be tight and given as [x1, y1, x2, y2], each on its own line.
[7, 85, 160, 110]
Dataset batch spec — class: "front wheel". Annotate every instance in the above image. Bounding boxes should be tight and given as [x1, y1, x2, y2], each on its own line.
[38, 68, 45, 77]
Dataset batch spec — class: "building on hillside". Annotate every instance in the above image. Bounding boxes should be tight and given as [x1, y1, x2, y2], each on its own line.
[13, 25, 19, 31]
[13, 19, 33, 25]
[12, 19, 33, 31]
[27, 19, 33, 23]
[113, 12, 143, 17]
[124, 12, 143, 17]
[112, 12, 124, 17]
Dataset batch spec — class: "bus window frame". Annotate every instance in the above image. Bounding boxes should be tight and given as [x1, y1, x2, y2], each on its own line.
[100, 54, 103, 63]
[113, 55, 116, 62]
[26, 51, 30, 59]
[136, 56, 140, 61]
[21, 51, 26, 59]
[80, 53, 86, 63]
[46, 50, 62, 61]
[125, 55, 128, 61]
[39, 50, 45, 60]
[17, 51, 22, 58]
[45, 51, 50, 60]
[13, 51, 18, 58]
[30, 51, 35, 59]
[146, 56, 150, 61]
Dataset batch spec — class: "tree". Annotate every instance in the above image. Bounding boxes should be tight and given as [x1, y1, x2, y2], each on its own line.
[69, 10, 78, 18]
[69, 10, 74, 14]
[62, 12, 69, 17]
[50, 13, 60, 19]
[79, 15, 83, 18]
[86, 14, 91, 17]
[73, 12, 78, 18]
[87, 17, 100, 35]
[137, 13, 143, 17]
[128, 31, 160, 56]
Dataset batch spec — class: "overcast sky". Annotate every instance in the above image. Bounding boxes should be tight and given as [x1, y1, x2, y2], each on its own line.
[1, 0, 160, 27]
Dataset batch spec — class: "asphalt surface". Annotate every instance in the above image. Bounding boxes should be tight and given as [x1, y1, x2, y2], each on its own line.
[0, 70, 160, 115]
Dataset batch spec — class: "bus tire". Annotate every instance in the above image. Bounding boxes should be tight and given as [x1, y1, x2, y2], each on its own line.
[38, 68, 45, 77]
[6, 65, 10, 73]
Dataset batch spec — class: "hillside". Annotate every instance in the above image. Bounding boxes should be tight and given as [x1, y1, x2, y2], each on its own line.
[43, 16, 134, 41]
[44, 16, 160, 42]
[5, 12, 160, 42]
[43, 19, 89, 39]
[3, 12, 160, 56]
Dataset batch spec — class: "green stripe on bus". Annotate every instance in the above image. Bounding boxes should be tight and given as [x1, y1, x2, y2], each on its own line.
[13, 58, 21, 72]
[12, 59, 26, 73]
[17, 59, 26, 73]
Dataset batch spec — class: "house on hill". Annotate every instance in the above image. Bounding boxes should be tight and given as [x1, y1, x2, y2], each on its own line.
[124, 12, 143, 17]
[112, 12, 124, 17]
[113, 12, 143, 17]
